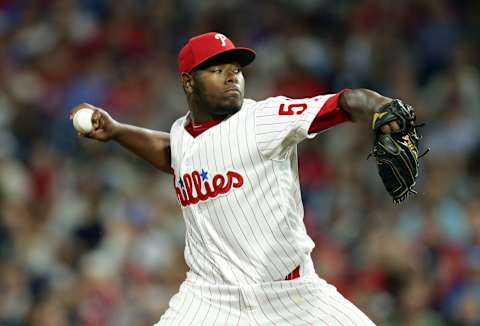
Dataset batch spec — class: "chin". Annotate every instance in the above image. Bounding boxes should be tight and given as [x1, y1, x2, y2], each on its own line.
[212, 105, 241, 116]
[213, 99, 243, 115]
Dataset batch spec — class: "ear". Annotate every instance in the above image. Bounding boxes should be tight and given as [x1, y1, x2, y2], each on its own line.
[181, 72, 194, 95]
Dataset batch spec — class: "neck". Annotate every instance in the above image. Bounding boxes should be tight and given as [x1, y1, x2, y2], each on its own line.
[190, 108, 216, 123]
[188, 97, 215, 123]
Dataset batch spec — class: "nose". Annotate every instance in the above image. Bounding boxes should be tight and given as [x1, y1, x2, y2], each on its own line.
[225, 69, 238, 84]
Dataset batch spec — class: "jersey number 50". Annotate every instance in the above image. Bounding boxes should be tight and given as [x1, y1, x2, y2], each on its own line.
[278, 103, 307, 115]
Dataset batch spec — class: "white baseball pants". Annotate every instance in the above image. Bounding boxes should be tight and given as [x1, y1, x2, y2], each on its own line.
[155, 262, 375, 326]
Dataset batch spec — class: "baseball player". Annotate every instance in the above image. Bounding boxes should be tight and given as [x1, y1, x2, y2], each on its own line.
[71, 32, 405, 325]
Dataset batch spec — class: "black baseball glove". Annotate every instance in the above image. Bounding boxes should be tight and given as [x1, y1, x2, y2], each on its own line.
[370, 99, 428, 203]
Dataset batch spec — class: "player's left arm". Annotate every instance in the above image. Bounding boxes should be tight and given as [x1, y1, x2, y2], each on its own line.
[339, 88, 400, 133]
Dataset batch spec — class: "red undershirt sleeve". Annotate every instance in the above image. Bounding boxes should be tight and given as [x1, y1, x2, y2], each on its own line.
[308, 89, 352, 134]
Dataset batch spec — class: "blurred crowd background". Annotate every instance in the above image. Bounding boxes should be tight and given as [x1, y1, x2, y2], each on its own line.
[0, 0, 479, 325]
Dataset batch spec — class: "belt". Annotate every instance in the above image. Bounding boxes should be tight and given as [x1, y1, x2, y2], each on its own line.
[285, 265, 300, 281]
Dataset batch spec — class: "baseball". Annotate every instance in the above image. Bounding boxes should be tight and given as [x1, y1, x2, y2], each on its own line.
[73, 108, 94, 133]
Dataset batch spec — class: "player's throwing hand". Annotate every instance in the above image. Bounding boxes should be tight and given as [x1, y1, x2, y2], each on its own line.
[69, 103, 120, 141]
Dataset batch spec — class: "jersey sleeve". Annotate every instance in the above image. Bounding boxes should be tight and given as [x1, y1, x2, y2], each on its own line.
[255, 91, 350, 160]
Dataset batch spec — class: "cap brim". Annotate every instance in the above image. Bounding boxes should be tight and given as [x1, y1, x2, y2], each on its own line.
[192, 48, 256, 71]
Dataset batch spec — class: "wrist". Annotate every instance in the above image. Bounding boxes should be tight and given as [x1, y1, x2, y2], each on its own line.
[111, 121, 126, 140]
[373, 97, 393, 112]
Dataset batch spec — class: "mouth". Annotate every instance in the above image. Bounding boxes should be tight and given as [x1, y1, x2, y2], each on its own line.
[224, 87, 241, 94]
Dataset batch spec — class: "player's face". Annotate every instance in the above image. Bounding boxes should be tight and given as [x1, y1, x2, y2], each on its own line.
[192, 62, 245, 116]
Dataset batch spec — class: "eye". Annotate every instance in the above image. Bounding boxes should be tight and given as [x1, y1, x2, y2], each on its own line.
[211, 68, 222, 73]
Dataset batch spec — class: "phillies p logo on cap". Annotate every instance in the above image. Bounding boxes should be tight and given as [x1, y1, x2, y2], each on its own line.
[178, 32, 256, 73]
[214, 33, 227, 47]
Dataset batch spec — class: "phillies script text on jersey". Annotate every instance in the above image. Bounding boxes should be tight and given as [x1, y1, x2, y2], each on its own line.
[174, 170, 244, 207]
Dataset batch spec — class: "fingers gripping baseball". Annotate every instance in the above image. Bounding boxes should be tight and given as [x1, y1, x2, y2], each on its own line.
[89, 109, 110, 140]
[70, 103, 119, 141]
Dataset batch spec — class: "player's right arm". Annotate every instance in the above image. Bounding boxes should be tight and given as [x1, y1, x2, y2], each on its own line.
[70, 103, 172, 174]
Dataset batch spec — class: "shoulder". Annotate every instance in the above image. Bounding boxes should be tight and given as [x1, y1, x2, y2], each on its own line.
[170, 113, 188, 135]
[243, 96, 287, 113]
[244, 96, 287, 107]
[242, 98, 257, 108]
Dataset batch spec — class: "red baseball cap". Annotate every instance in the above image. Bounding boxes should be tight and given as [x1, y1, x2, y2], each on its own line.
[178, 32, 256, 73]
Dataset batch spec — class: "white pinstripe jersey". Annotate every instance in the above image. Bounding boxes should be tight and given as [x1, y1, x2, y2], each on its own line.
[170, 93, 344, 285]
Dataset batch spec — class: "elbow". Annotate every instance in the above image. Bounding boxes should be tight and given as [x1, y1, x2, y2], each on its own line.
[340, 89, 361, 109]
[339, 89, 367, 122]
